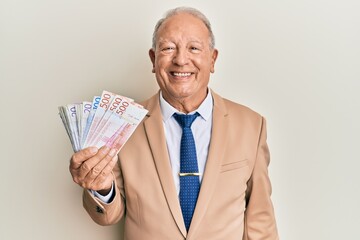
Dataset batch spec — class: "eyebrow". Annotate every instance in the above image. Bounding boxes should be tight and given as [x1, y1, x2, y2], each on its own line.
[158, 40, 173, 45]
[188, 40, 203, 45]
[157, 39, 204, 46]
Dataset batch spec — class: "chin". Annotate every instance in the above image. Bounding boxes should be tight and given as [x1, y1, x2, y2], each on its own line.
[171, 88, 195, 99]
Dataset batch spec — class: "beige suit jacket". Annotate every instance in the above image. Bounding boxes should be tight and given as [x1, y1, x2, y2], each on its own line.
[83, 90, 279, 240]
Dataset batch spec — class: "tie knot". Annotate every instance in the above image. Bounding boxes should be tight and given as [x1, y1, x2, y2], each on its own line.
[173, 112, 200, 129]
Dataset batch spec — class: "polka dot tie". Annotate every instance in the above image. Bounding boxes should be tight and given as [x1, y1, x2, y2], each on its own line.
[173, 112, 200, 231]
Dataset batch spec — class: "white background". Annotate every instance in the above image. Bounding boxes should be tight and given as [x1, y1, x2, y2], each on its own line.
[1, 0, 359, 239]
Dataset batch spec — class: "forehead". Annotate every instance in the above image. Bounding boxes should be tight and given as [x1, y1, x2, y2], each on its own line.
[156, 13, 210, 44]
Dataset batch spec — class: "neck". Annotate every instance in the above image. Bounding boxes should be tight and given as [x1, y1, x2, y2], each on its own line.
[163, 90, 208, 114]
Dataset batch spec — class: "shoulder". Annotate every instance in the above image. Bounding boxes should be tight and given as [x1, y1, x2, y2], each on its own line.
[212, 90, 263, 124]
[139, 92, 160, 112]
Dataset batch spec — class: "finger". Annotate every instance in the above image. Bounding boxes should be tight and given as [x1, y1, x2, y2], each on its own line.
[88, 154, 118, 190]
[77, 146, 112, 180]
[70, 147, 98, 169]
[72, 146, 111, 187]
[83, 148, 117, 183]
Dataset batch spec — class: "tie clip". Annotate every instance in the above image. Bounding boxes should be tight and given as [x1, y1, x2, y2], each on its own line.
[179, 172, 200, 177]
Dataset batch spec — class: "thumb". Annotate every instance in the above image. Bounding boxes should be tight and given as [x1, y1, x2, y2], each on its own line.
[70, 147, 98, 169]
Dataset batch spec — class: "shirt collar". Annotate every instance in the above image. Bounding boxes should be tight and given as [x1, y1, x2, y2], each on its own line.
[159, 90, 213, 122]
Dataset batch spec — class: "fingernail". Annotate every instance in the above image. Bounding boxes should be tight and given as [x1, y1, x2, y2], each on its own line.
[89, 147, 98, 154]
[109, 148, 117, 157]
[101, 146, 110, 153]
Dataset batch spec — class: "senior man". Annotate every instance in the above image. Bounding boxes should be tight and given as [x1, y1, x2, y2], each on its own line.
[69, 7, 279, 240]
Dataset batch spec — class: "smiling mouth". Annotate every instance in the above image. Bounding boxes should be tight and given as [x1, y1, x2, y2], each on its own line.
[170, 72, 193, 77]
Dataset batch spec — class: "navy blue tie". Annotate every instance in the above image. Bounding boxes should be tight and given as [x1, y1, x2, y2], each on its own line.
[173, 112, 200, 231]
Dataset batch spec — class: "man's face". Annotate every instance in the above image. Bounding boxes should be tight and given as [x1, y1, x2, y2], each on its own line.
[149, 13, 218, 109]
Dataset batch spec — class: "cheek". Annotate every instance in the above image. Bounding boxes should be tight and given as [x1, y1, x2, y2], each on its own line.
[155, 55, 172, 68]
[193, 57, 211, 71]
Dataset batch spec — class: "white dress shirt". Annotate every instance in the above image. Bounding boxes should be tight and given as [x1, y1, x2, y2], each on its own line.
[94, 90, 213, 201]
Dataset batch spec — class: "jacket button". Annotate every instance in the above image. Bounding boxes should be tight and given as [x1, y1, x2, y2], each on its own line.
[96, 206, 104, 214]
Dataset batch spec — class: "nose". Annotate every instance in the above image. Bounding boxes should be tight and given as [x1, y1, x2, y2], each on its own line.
[172, 48, 189, 66]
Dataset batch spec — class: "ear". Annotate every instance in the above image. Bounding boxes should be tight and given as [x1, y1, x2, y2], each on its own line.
[149, 49, 156, 73]
[210, 49, 218, 73]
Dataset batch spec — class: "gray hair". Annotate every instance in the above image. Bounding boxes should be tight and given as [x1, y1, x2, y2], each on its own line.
[152, 7, 215, 50]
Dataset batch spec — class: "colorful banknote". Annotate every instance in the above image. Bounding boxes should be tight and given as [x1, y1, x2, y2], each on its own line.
[58, 91, 148, 153]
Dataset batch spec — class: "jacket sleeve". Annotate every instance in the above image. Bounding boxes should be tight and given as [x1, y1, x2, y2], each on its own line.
[243, 117, 279, 239]
[82, 157, 125, 226]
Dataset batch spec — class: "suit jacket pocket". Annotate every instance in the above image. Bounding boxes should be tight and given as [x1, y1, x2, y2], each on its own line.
[220, 159, 248, 173]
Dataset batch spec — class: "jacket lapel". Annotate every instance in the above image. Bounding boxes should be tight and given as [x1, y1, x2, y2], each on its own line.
[143, 93, 187, 237]
[187, 91, 229, 239]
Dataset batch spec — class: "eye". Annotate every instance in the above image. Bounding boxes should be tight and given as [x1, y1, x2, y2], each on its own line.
[190, 46, 201, 53]
[161, 46, 175, 53]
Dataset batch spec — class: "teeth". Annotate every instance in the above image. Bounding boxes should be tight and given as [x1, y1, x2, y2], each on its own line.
[173, 72, 191, 77]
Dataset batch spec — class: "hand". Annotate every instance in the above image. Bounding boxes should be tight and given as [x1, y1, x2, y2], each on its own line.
[69, 146, 118, 193]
